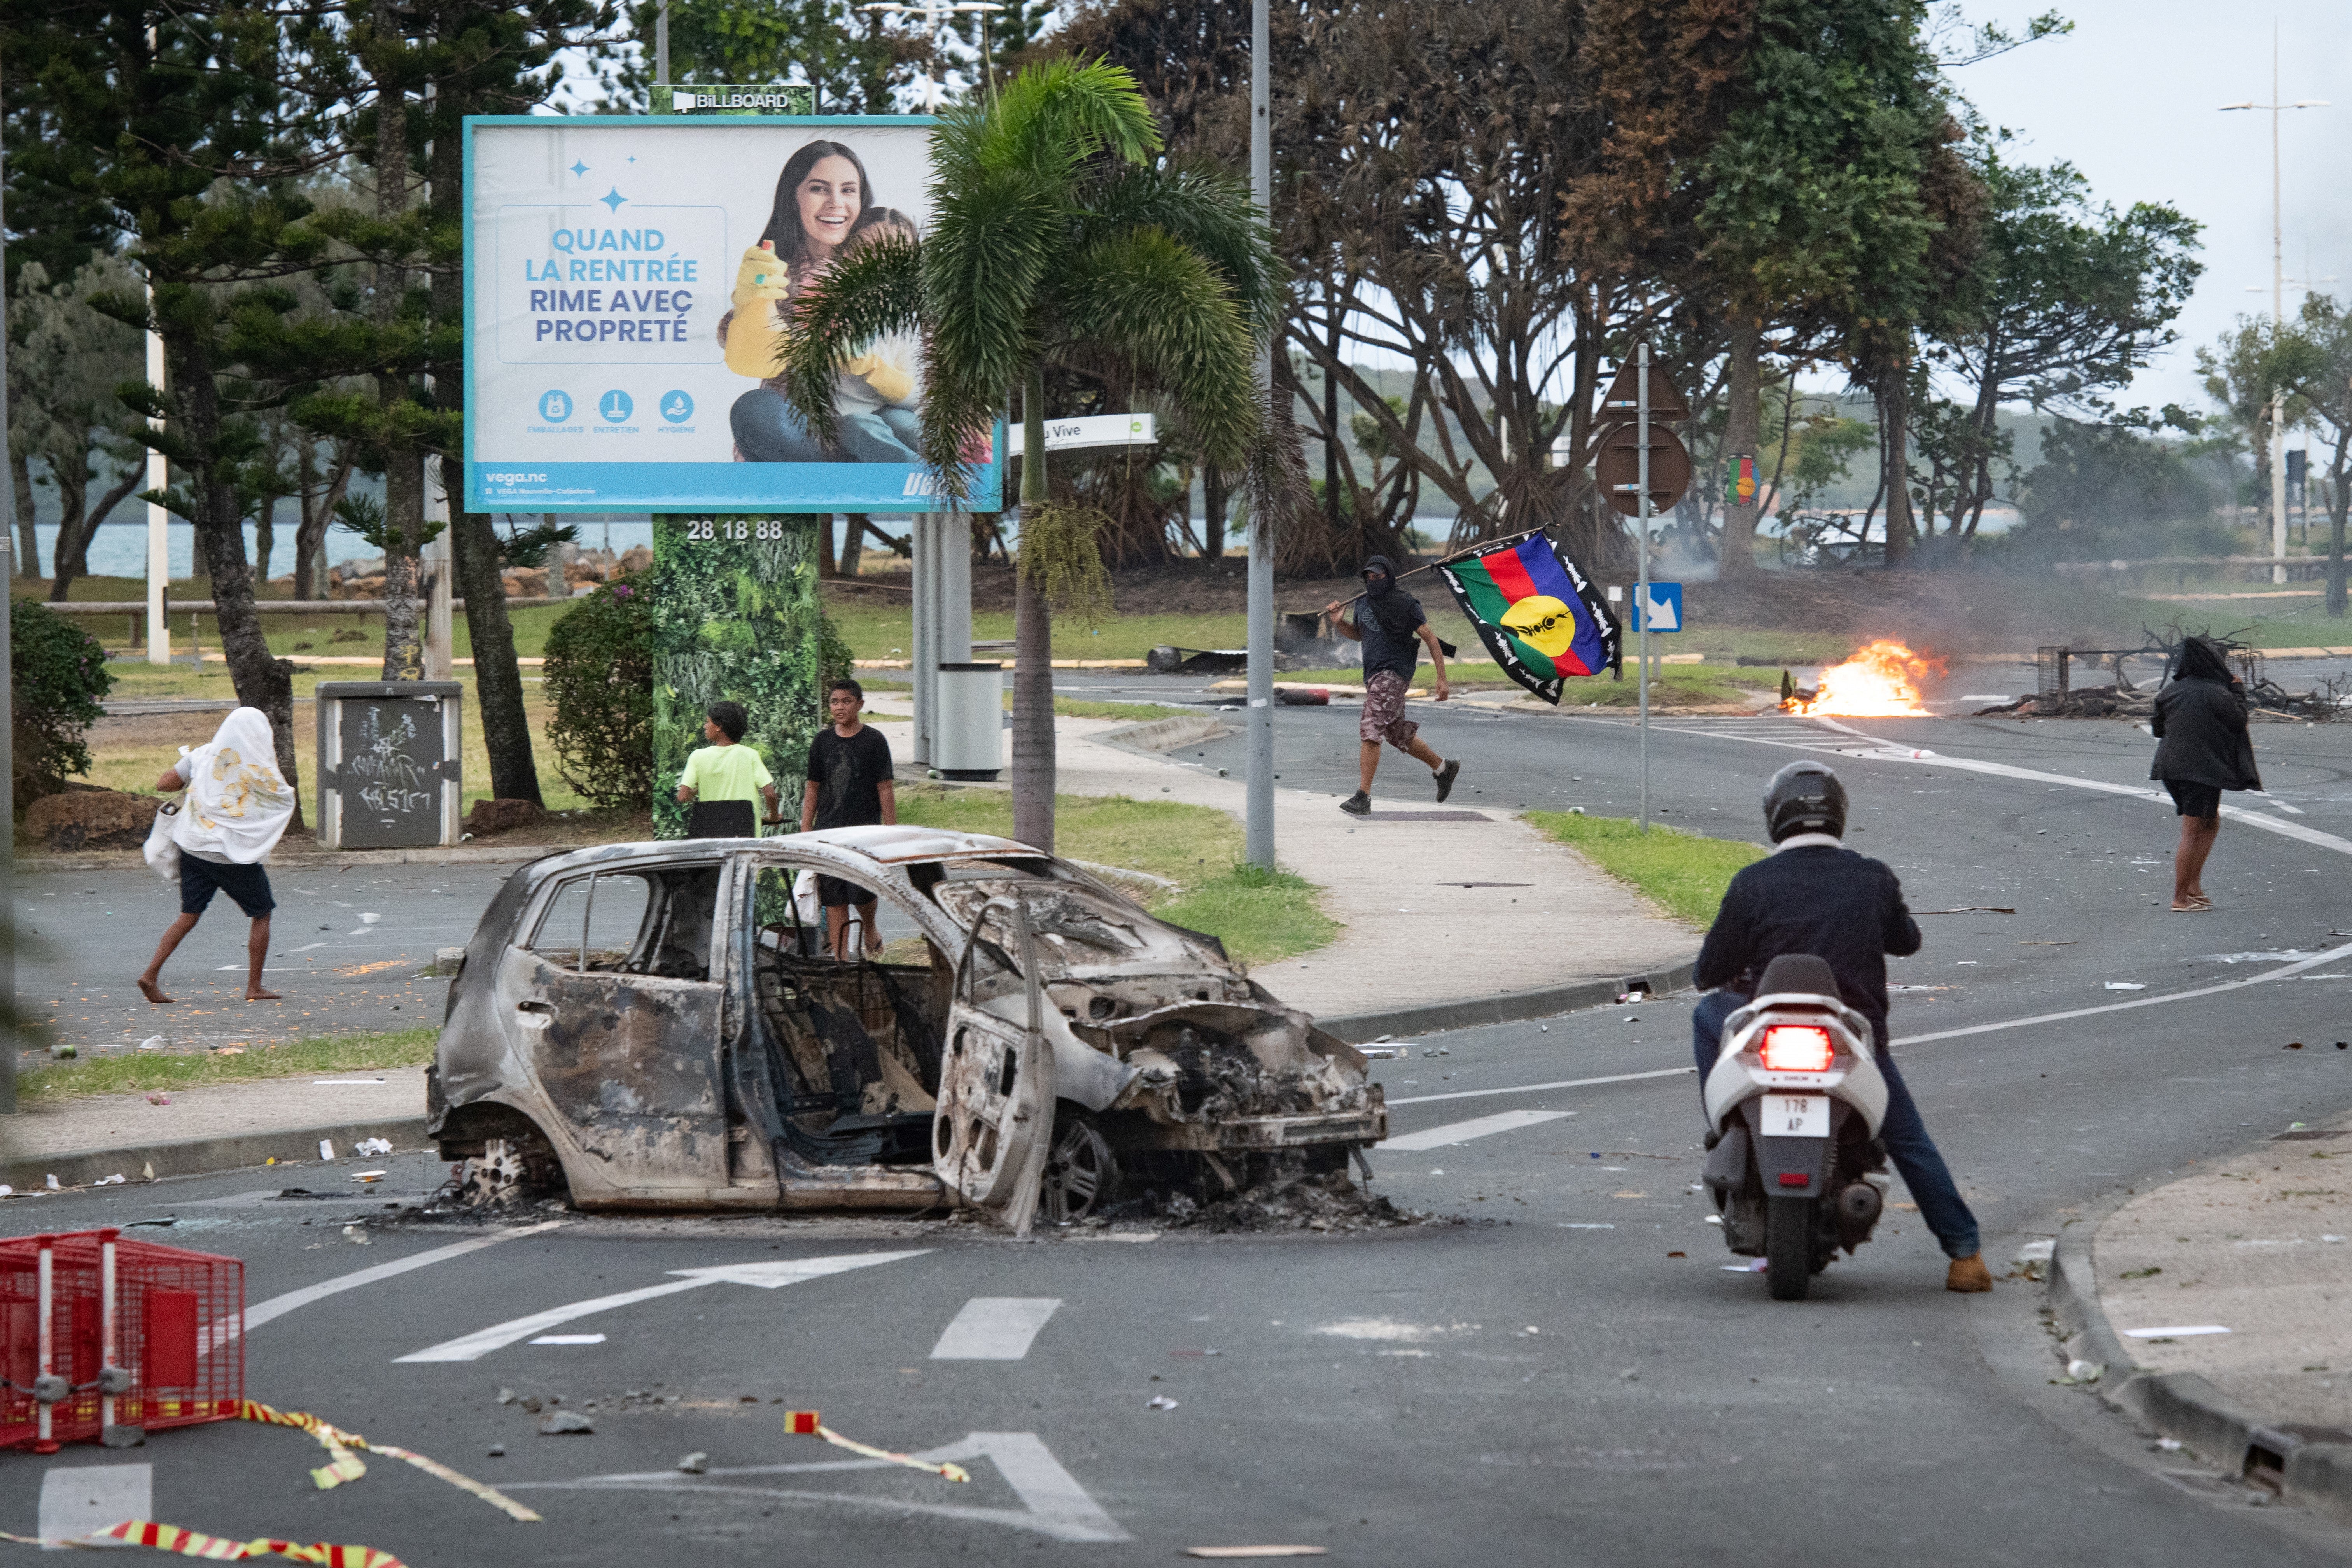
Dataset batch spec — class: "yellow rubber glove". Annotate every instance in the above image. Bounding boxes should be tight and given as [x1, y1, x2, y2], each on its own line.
[839, 350, 915, 406]
[726, 304, 788, 379]
[731, 241, 789, 312]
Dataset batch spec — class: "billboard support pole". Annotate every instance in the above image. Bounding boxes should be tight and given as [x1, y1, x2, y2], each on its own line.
[1244, 0, 1273, 870]
[1636, 340, 1651, 836]
[912, 513, 934, 768]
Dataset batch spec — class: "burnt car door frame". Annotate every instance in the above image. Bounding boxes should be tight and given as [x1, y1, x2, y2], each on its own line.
[503, 851, 735, 1199]
[932, 893, 1056, 1230]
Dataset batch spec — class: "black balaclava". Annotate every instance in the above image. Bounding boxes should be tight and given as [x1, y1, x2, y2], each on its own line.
[2176, 635, 2235, 686]
[1358, 555, 1421, 638]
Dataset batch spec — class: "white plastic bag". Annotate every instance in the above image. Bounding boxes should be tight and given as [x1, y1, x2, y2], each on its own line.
[143, 799, 183, 883]
[792, 868, 822, 926]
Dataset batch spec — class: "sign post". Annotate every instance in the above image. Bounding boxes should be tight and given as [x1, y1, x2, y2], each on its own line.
[1595, 351, 1691, 834]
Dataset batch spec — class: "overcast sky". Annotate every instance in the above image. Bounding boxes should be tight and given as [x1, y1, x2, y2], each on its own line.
[1950, 0, 2351, 416]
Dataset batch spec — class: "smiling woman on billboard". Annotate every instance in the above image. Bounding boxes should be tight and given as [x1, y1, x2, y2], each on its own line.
[719, 140, 924, 466]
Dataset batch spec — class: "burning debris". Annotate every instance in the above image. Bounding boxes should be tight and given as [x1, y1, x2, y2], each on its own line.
[1975, 635, 2346, 721]
[1780, 640, 1945, 717]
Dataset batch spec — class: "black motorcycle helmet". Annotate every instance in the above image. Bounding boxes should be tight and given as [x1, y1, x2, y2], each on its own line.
[1762, 760, 1848, 843]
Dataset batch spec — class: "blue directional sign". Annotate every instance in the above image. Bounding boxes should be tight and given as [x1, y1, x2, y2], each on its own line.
[1630, 582, 1683, 634]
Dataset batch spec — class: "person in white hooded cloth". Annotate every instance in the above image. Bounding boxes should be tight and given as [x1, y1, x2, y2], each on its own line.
[138, 707, 297, 1004]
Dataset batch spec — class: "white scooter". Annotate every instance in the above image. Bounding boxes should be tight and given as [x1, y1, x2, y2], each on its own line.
[1701, 954, 1892, 1301]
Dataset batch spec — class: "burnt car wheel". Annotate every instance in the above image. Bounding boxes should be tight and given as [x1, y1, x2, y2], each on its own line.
[457, 1130, 566, 1209]
[1038, 1108, 1119, 1226]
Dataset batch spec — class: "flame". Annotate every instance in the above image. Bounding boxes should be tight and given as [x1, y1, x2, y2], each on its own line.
[1783, 639, 1946, 717]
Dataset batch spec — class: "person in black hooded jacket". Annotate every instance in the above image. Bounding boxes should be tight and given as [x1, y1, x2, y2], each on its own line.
[1325, 555, 1460, 816]
[2149, 636, 2261, 912]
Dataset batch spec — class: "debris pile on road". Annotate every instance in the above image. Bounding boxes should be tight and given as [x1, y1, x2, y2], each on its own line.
[1973, 684, 2153, 719]
[1104, 1158, 1422, 1233]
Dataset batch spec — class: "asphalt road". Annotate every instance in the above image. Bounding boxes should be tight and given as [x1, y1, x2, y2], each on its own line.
[3, 700, 2350, 1562]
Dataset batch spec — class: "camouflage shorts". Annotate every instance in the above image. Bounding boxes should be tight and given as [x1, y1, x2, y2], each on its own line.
[1360, 670, 1419, 750]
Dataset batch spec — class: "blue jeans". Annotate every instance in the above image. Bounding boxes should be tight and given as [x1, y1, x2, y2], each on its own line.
[1693, 990, 1981, 1260]
[838, 407, 922, 464]
[731, 388, 835, 462]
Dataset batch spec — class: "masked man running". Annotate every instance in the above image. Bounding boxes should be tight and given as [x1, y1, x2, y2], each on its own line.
[1693, 761, 1993, 1293]
[1325, 555, 1460, 817]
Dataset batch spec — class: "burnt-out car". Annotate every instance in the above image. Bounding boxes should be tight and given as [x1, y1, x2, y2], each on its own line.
[428, 827, 1386, 1227]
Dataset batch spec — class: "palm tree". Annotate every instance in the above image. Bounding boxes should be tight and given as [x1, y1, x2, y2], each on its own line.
[781, 58, 1292, 852]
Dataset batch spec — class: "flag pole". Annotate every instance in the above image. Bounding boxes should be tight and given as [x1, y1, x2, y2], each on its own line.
[1325, 523, 1557, 613]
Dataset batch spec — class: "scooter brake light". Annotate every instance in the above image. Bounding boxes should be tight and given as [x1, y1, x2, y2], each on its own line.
[1759, 1024, 1835, 1072]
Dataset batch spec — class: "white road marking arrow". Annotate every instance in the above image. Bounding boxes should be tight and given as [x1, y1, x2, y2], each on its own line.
[394, 1250, 928, 1363]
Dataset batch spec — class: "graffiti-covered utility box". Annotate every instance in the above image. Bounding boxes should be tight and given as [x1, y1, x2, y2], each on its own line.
[314, 681, 464, 850]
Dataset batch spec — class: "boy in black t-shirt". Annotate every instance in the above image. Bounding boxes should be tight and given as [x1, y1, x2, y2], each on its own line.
[802, 677, 898, 957]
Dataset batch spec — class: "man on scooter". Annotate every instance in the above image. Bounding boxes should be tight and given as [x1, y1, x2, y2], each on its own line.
[1694, 761, 1993, 1293]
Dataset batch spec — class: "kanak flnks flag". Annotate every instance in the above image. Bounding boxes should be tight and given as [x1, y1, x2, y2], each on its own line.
[1436, 532, 1620, 705]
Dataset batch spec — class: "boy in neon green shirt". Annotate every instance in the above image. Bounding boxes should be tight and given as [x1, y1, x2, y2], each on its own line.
[675, 701, 780, 838]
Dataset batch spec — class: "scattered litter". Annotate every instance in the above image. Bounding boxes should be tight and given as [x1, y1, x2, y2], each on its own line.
[319, 1140, 337, 1161]
[1539, 1025, 1548, 1032]
[785, 1410, 970, 1480]
[2103, 982, 2146, 992]
[138, 1036, 165, 1052]
[94, 1174, 125, 1187]
[1704, 1215, 1723, 1226]
[2065, 1360, 2104, 1384]
[0, 1187, 16, 1198]
[355, 1138, 394, 1157]
[676, 1452, 708, 1474]
[1723, 1259, 1768, 1273]
[146, 1092, 171, 1106]
[49, 1043, 76, 1060]
[46, 1175, 59, 1191]
[1523, 1326, 1540, 1335]
[2154, 1437, 2184, 1452]
[1148, 1395, 1181, 1411]
[2287, 1041, 2304, 1050]
[2123, 1325, 2230, 1339]
[496, 1389, 518, 1406]
[360, 913, 381, 924]
[1359, 1046, 1410, 1060]
[1183, 1550, 1329, 1560]
[528, 1335, 605, 1346]
[353, 1171, 387, 1184]
[242, 1399, 540, 1520]
[2322, 1236, 2344, 1244]
[212, 1045, 245, 1056]
[537, 1411, 594, 1435]
[486, 1444, 505, 1458]
[342, 1224, 369, 1245]
[1373, 1034, 1393, 1043]
[1666, 1251, 1687, 1258]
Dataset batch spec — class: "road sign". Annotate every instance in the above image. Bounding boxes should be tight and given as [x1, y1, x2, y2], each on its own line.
[1631, 582, 1682, 633]
[1594, 422, 1693, 516]
[1598, 360, 1690, 420]
[1006, 412, 1158, 459]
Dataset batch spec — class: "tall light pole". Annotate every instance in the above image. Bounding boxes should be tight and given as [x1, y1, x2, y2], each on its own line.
[1244, 0, 1272, 869]
[2220, 26, 2327, 585]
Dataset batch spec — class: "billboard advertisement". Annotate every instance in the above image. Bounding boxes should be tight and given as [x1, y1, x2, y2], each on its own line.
[462, 115, 1001, 514]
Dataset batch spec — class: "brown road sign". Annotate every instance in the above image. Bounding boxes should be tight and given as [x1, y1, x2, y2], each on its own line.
[1598, 359, 1690, 420]
[1593, 422, 1693, 517]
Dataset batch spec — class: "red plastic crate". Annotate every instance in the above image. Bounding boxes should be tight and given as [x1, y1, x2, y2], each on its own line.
[0, 1230, 243, 1452]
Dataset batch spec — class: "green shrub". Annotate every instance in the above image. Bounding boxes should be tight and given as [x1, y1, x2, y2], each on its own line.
[542, 578, 655, 808]
[12, 598, 114, 807]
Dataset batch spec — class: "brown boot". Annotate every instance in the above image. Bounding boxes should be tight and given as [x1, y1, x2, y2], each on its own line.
[1946, 1254, 1993, 1293]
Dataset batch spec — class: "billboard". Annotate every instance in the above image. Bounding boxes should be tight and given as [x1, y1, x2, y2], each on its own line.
[462, 115, 1001, 514]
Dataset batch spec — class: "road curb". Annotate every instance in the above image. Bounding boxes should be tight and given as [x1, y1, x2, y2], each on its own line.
[1316, 958, 1696, 1044]
[2048, 1227, 2352, 1524]
[2, 1116, 432, 1194]
[1096, 713, 1237, 754]
[19, 844, 564, 875]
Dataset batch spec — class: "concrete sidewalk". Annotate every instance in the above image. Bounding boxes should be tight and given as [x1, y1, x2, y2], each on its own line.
[1054, 713, 1695, 1020]
[2092, 1104, 2352, 1432]
[2048, 1104, 2352, 1524]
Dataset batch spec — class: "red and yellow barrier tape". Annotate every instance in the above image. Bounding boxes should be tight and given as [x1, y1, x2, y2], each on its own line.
[783, 1409, 969, 1482]
[3, 1521, 404, 1566]
[239, 1401, 541, 1522]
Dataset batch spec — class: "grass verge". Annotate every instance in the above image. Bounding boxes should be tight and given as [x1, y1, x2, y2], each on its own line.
[893, 784, 1334, 966]
[15, 1027, 438, 1105]
[1051, 697, 1190, 721]
[1525, 811, 1764, 927]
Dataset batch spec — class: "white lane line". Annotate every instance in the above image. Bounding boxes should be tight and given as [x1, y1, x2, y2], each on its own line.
[38, 1463, 151, 1546]
[931, 1298, 1062, 1361]
[396, 1251, 928, 1363]
[1796, 716, 2352, 857]
[510, 1432, 1129, 1543]
[1381, 1108, 1573, 1152]
[530, 1334, 606, 1346]
[1386, 1066, 1694, 1107]
[206, 1220, 569, 1353]
[1894, 939, 2352, 1046]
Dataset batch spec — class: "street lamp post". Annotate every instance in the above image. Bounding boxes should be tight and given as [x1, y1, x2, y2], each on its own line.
[1244, 0, 1272, 869]
[2220, 26, 2328, 585]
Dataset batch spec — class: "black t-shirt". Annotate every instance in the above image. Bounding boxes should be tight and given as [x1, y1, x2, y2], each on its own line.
[805, 724, 894, 830]
[1358, 594, 1427, 681]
